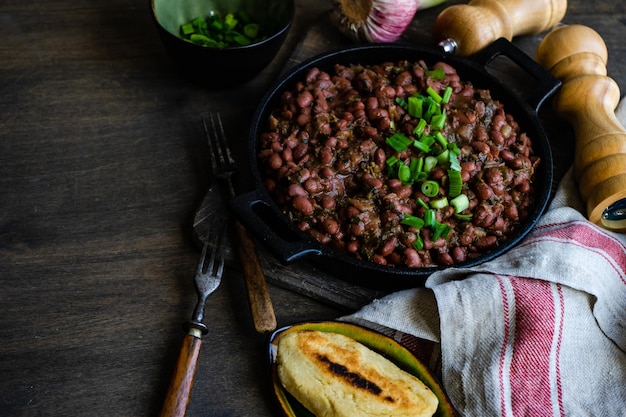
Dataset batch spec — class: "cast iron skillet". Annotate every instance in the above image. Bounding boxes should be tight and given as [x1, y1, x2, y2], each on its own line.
[231, 39, 558, 290]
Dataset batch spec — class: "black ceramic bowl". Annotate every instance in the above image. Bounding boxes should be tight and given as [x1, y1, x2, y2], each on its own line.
[232, 41, 558, 290]
[150, 0, 294, 89]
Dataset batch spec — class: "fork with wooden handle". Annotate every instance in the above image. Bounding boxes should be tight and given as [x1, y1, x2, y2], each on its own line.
[535, 24, 626, 232]
[159, 220, 227, 417]
[203, 113, 277, 333]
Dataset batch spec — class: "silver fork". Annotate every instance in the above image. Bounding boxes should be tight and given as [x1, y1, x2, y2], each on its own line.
[159, 219, 227, 417]
[202, 112, 277, 333]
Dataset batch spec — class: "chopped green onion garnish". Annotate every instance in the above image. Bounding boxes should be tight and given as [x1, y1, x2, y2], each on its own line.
[450, 193, 470, 213]
[425, 67, 446, 80]
[244, 23, 260, 38]
[442, 86, 453, 104]
[426, 87, 443, 103]
[398, 163, 411, 182]
[181, 22, 195, 35]
[432, 222, 451, 240]
[448, 152, 461, 172]
[386, 132, 413, 152]
[413, 234, 424, 250]
[448, 170, 463, 197]
[395, 97, 407, 109]
[424, 156, 438, 173]
[211, 19, 224, 31]
[424, 100, 438, 121]
[413, 139, 430, 153]
[435, 132, 448, 147]
[224, 13, 238, 30]
[447, 142, 461, 156]
[421, 180, 440, 197]
[410, 157, 423, 180]
[436, 149, 450, 165]
[430, 196, 449, 209]
[420, 135, 435, 147]
[454, 213, 473, 221]
[416, 197, 429, 209]
[430, 112, 446, 131]
[233, 34, 252, 46]
[408, 96, 423, 119]
[180, 11, 269, 48]
[386, 155, 399, 166]
[424, 209, 436, 227]
[413, 118, 427, 136]
[401, 214, 425, 229]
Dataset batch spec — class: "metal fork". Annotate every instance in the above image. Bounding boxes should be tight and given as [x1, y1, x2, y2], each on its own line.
[202, 112, 277, 333]
[159, 219, 227, 417]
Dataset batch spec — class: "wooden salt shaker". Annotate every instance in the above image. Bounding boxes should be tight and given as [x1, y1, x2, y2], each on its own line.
[535, 24, 626, 231]
[433, 0, 567, 56]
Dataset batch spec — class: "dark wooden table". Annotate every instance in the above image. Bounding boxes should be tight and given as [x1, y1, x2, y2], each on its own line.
[1, 1, 624, 416]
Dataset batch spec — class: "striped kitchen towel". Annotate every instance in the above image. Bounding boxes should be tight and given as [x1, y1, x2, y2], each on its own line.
[342, 165, 626, 416]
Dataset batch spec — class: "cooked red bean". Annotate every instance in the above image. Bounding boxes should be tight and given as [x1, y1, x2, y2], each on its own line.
[403, 248, 422, 268]
[322, 218, 340, 235]
[297, 90, 313, 108]
[475, 235, 498, 249]
[438, 252, 454, 266]
[258, 59, 539, 268]
[292, 196, 314, 215]
[452, 246, 466, 263]
[379, 237, 397, 257]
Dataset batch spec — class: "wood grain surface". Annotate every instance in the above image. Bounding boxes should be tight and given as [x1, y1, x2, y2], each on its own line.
[1, 1, 625, 416]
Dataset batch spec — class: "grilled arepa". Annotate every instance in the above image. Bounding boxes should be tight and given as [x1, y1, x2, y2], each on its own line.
[276, 329, 438, 417]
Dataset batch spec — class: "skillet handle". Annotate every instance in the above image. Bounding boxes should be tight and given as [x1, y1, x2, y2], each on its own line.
[472, 38, 561, 112]
[229, 189, 323, 263]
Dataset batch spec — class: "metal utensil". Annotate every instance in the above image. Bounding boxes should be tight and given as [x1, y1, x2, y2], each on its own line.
[202, 112, 277, 333]
[159, 219, 227, 417]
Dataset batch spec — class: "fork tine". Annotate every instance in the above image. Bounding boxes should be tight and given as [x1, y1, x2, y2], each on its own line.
[202, 112, 237, 176]
[202, 114, 219, 173]
[212, 112, 236, 166]
[191, 220, 227, 323]
[197, 221, 227, 278]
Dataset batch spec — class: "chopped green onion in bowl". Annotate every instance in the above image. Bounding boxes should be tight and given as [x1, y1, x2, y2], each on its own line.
[180, 11, 270, 48]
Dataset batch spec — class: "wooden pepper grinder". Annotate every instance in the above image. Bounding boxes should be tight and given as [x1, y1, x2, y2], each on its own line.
[433, 0, 567, 56]
[535, 24, 626, 232]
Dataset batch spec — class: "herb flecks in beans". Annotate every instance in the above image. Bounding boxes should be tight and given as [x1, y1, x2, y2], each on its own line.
[258, 59, 539, 269]
[180, 11, 269, 48]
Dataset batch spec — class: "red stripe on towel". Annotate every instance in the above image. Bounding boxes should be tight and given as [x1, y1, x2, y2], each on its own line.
[509, 277, 563, 417]
[529, 221, 626, 281]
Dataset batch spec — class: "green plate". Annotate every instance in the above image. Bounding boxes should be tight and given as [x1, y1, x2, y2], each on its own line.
[268, 321, 456, 417]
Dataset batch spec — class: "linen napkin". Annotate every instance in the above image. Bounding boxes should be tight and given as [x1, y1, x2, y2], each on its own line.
[341, 103, 626, 416]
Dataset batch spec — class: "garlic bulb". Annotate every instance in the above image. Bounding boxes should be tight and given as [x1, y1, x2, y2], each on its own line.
[330, 0, 447, 43]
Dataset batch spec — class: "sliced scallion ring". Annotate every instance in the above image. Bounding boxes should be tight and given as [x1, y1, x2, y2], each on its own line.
[421, 180, 439, 197]
[450, 194, 470, 213]
[424, 156, 438, 173]
[430, 196, 449, 209]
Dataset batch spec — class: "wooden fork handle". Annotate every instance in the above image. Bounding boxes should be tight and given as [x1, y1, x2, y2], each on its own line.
[158, 333, 202, 417]
[235, 220, 277, 333]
